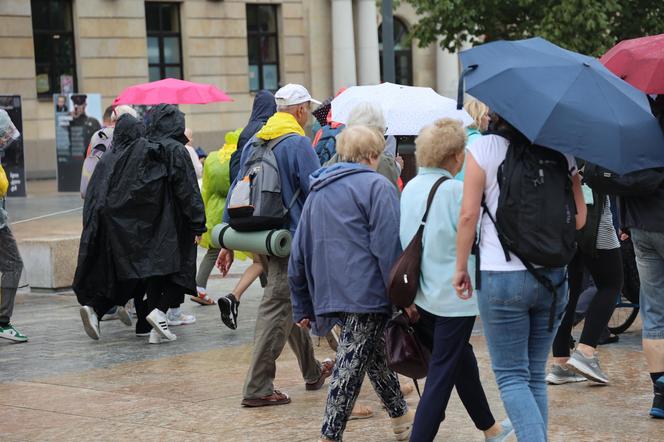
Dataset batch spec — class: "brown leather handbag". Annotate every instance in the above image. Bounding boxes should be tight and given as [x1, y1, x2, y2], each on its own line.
[387, 176, 449, 308]
[384, 312, 431, 381]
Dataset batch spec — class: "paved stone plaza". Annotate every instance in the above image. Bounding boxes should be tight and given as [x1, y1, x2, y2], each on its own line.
[1, 184, 663, 441]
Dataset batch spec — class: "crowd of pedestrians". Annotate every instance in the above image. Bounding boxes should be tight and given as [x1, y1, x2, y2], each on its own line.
[2, 73, 662, 440]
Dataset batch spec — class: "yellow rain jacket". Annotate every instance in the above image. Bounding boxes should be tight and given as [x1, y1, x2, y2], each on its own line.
[255, 112, 305, 140]
[199, 128, 243, 250]
[0, 164, 8, 197]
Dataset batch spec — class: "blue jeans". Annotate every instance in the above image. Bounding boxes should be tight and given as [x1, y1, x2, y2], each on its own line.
[631, 229, 664, 339]
[477, 269, 568, 442]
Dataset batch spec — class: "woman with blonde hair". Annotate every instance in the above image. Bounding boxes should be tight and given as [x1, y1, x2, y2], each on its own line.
[290, 125, 413, 441]
[401, 118, 512, 442]
[457, 98, 490, 180]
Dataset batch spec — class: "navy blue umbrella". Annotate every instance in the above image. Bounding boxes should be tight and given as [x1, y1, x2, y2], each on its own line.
[459, 37, 664, 174]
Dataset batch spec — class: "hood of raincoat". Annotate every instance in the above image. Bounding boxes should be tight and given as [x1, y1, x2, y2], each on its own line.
[112, 114, 145, 150]
[255, 112, 305, 140]
[309, 162, 374, 191]
[146, 104, 188, 144]
[248, 90, 277, 123]
[231, 91, 278, 181]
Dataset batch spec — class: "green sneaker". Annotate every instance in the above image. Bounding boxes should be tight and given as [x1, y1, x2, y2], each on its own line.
[0, 324, 28, 342]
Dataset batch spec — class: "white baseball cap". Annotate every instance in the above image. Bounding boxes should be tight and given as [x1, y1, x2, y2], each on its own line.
[274, 84, 321, 107]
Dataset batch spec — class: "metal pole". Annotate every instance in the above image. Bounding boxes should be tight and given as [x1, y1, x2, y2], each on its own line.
[381, 0, 395, 83]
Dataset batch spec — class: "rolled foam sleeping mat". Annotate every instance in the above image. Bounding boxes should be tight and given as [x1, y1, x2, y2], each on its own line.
[210, 223, 292, 258]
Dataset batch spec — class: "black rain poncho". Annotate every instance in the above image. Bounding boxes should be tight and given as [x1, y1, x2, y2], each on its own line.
[73, 108, 205, 306]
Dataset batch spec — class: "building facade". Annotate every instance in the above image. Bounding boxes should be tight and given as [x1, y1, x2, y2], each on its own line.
[0, 0, 462, 180]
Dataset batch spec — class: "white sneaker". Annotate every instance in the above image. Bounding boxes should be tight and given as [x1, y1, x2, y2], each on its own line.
[166, 310, 196, 326]
[148, 329, 176, 344]
[146, 309, 176, 341]
[80, 306, 100, 340]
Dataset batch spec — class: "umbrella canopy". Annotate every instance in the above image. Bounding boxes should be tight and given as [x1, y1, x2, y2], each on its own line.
[460, 37, 664, 174]
[600, 33, 664, 94]
[331, 83, 472, 136]
[113, 78, 233, 105]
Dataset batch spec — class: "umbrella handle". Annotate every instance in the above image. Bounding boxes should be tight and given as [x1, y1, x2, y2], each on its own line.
[457, 65, 478, 110]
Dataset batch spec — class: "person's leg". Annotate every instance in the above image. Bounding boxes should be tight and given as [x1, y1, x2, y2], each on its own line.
[232, 255, 264, 302]
[631, 229, 664, 417]
[551, 251, 583, 361]
[219, 255, 265, 329]
[144, 277, 176, 341]
[0, 227, 27, 341]
[0, 226, 23, 322]
[411, 313, 490, 441]
[243, 257, 318, 399]
[528, 268, 569, 433]
[321, 313, 402, 441]
[452, 317, 499, 434]
[579, 248, 623, 348]
[478, 270, 545, 442]
[195, 247, 220, 290]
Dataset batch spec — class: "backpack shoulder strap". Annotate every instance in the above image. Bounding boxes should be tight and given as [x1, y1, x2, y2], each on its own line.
[265, 133, 299, 150]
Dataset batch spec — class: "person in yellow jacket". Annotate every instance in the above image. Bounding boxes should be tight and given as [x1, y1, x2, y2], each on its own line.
[192, 128, 264, 307]
[0, 139, 28, 341]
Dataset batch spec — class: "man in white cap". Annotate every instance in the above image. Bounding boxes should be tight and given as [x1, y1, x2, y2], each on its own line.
[217, 84, 333, 407]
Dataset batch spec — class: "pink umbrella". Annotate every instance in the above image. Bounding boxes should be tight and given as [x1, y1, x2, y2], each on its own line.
[600, 33, 664, 94]
[113, 78, 233, 105]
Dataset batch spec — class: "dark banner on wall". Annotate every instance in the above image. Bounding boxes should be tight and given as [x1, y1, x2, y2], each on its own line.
[0, 95, 27, 197]
[54, 93, 102, 192]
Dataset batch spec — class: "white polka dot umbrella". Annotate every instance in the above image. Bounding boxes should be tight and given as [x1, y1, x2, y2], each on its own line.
[330, 82, 473, 135]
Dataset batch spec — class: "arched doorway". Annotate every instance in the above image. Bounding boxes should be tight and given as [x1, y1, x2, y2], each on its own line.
[379, 17, 413, 86]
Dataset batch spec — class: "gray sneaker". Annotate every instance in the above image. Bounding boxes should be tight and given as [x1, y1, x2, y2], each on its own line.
[546, 364, 587, 385]
[566, 349, 609, 384]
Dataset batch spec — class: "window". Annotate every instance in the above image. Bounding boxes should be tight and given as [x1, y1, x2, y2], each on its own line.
[379, 18, 413, 86]
[145, 2, 183, 82]
[246, 4, 280, 92]
[30, 0, 77, 97]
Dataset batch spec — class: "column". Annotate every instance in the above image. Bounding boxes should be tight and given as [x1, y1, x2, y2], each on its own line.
[332, 0, 357, 91]
[355, 0, 380, 85]
[436, 38, 459, 100]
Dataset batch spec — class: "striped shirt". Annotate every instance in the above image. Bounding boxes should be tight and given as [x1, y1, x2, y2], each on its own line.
[596, 196, 620, 250]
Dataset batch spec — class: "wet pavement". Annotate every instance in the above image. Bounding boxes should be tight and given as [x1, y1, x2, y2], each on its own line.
[2, 268, 662, 441]
[2, 181, 663, 440]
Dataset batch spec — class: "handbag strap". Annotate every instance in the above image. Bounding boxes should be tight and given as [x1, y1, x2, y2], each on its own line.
[420, 176, 450, 227]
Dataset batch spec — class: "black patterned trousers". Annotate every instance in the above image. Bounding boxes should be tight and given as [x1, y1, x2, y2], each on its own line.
[321, 312, 408, 441]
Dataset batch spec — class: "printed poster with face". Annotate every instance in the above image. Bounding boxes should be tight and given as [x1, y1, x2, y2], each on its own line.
[54, 93, 102, 192]
[0, 95, 27, 197]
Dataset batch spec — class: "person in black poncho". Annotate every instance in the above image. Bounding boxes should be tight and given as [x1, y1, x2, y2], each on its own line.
[75, 105, 206, 343]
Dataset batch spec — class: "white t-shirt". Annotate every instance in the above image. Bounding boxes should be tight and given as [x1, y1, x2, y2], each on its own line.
[467, 135, 578, 271]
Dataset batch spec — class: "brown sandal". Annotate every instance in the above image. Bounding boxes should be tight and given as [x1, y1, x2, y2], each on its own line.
[241, 390, 291, 407]
[306, 358, 335, 391]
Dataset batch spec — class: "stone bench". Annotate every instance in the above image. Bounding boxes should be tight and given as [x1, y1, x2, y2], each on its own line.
[17, 236, 79, 292]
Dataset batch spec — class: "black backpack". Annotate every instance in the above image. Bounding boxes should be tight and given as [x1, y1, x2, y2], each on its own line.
[482, 138, 577, 330]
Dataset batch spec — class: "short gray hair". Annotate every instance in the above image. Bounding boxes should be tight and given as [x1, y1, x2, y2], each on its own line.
[347, 102, 385, 133]
[277, 102, 307, 113]
[112, 105, 138, 122]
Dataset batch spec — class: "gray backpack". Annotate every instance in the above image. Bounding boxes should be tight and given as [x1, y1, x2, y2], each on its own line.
[227, 134, 299, 232]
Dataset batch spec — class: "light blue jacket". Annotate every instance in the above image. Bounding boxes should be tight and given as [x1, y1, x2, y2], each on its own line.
[400, 168, 477, 317]
[455, 128, 482, 181]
